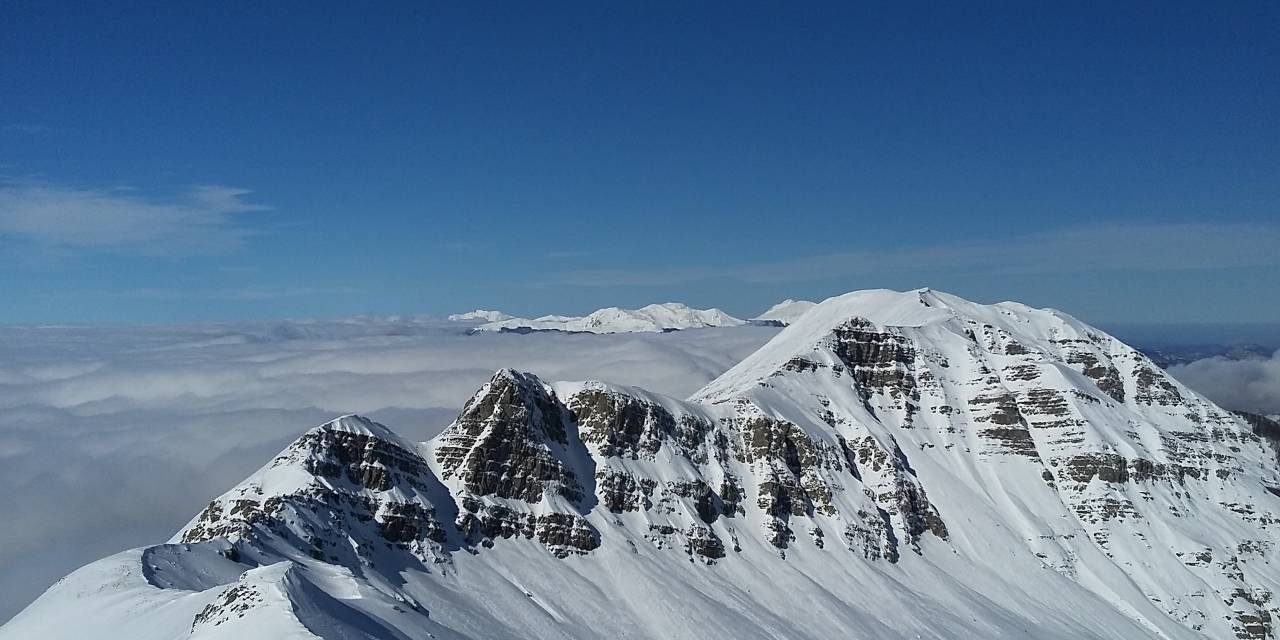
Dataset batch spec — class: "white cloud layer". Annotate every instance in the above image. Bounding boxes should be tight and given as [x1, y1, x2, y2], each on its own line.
[0, 320, 777, 622]
[0, 182, 268, 255]
[1168, 349, 1280, 416]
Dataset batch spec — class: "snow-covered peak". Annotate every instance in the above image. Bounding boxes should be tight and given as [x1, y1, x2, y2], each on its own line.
[174, 412, 451, 567]
[696, 288, 1095, 402]
[750, 298, 816, 326]
[318, 413, 423, 456]
[474, 302, 745, 334]
[177, 414, 413, 503]
[448, 309, 513, 322]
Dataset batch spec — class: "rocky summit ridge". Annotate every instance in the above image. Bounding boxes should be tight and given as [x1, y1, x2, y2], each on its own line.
[5, 288, 1280, 640]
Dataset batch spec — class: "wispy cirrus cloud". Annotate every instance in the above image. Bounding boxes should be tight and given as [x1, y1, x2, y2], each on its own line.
[536, 222, 1280, 287]
[1, 124, 47, 135]
[34, 286, 363, 303]
[0, 182, 270, 256]
[544, 249, 600, 260]
[114, 286, 363, 301]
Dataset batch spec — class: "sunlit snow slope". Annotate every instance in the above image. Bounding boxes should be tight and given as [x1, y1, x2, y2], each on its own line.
[6, 289, 1279, 640]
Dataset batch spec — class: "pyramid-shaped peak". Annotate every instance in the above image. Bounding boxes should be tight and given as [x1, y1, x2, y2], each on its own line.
[304, 413, 420, 456]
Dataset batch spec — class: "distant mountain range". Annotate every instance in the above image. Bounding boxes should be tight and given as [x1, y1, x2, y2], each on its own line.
[469, 302, 746, 334]
[452, 299, 822, 334]
[447, 309, 514, 323]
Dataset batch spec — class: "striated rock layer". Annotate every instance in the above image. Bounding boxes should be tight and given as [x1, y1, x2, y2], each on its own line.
[7, 289, 1280, 640]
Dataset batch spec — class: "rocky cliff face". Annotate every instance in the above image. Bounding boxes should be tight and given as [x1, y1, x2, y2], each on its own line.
[8, 289, 1280, 640]
[431, 369, 600, 558]
[179, 415, 452, 568]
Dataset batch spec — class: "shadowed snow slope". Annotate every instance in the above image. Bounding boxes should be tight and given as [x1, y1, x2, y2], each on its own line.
[6, 289, 1280, 640]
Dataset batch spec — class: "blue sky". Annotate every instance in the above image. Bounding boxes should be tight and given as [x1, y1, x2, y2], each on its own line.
[1, 2, 1277, 325]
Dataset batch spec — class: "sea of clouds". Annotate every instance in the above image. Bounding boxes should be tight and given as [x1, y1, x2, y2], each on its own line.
[0, 319, 778, 622]
[1169, 349, 1280, 418]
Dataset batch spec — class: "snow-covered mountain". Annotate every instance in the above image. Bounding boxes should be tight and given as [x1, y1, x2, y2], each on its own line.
[7, 288, 1280, 640]
[475, 302, 745, 334]
[750, 298, 816, 326]
[447, 309, 513, 322]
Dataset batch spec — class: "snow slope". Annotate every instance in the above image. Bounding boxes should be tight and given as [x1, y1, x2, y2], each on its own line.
[475, 302, 745, 334]
[447, 309, 513, 322]
[7, 288, 1280, 640]
[750, 298, 816, 326]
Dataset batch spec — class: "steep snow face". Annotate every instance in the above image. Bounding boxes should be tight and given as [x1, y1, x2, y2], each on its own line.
[696, 288, 1280, 639]
[750, 298, 817, 326]
[475, 303, 745, 334]
[9, 289, 1280, 640]
[448, 310, 513, 322]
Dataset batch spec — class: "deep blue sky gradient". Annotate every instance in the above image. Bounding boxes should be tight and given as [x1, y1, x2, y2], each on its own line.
[1, 2, 1277, 324]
